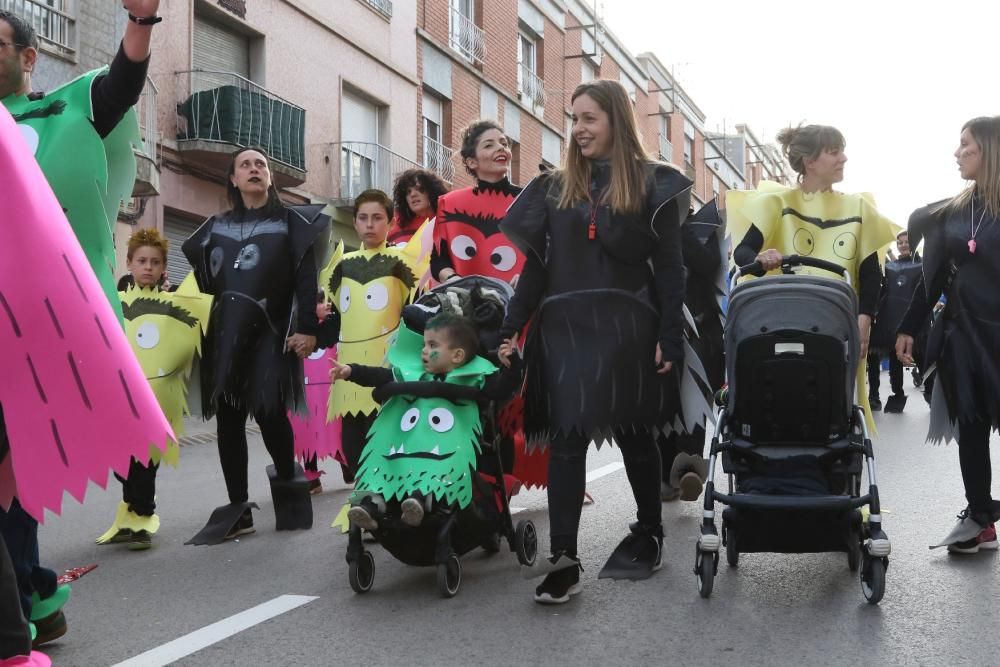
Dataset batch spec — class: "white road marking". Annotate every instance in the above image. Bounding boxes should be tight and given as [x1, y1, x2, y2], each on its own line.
[586, 461, 625, 483]
[112, 595, 318, 667]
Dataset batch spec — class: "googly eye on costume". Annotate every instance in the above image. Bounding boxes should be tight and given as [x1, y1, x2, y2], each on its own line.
[365, 283, 389, 311]
[135, 322, 160, 349]
[400, 407, 420, 432]
[832, 232, 858, 261]
[339, 288, 351, 313]
[451, 235, 478, 260]
[491, 246, 517, 272]
[16, 124, 40, 155]
[428, 407, 455, 433]
[793, 228, 815, 256]
[209, 247, 225, 276]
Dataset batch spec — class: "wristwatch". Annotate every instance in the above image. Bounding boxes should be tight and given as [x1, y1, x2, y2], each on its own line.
[128, 13, 162, 25]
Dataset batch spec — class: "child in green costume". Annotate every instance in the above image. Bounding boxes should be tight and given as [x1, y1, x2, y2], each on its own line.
[330, 314, 520, 530]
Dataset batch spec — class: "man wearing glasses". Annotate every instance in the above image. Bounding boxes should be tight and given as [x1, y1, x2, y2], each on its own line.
[0, 2, 161, 663]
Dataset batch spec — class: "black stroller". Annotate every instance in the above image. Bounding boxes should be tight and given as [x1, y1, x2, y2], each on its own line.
[345, 276, 537, 597]
[694, 255, 891, 604]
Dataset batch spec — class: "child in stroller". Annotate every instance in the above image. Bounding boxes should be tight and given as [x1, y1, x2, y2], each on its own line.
[333, 279, 537, 597]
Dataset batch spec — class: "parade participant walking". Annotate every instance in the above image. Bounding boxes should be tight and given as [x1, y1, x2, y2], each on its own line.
[432, 120, 524, 285]
[727, 124, 898, 427]
[900, 116, 1000, 553]
[868, 230, 921, 413]
[499, 80, 690, 604]
[183, 147, 330, 544]
[389, 168, 448, 246]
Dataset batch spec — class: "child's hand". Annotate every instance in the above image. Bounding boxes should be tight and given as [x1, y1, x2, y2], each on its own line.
[498, 336, 517, 368]
[329, 359, 352, 380]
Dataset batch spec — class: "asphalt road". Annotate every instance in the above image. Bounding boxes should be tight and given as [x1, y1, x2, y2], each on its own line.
[35, 373, 1000, 666]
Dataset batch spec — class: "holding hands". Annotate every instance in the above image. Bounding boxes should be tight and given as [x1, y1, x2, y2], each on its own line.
[498, 335, 518, 368]
[330, 359, 353, 381]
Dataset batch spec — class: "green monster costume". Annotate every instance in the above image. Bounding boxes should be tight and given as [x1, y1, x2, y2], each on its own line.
[353, 326, 497, 510]
[3, 68, 141, 322]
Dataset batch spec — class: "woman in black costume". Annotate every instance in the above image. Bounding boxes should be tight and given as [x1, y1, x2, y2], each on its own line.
[500, 80, 690, 603]
[898, 116, 1000, 554]
[183, 147, 329, 543]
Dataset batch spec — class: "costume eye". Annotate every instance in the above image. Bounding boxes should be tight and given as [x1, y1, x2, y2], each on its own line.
[428, 407, 455, 433]
[792, 228, 815, 256]
[307, 347, 327, 361]
[451, 235, 478, 260]
[135, 322, 160, 349]
[17, 124, 40, 155]
[833, 232, 857, 260]
[401, 407, 420, 432]
[339, 288, 351, 313]
[365, 283, 389, 311]
[491, 246, 517, 272]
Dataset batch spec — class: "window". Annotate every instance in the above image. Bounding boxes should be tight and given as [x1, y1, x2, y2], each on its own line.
[449, 0, 485, 65]
[480, 84, 499, 121]
[619, 72, 637, 104]
[542, 127, 562, 167]
[581, 58, 597, 83]
[517, 31, 544, 108]
[360, 0, 392, 18]
[11, 0, 75, 57]
[660, 114, 671, 141]
[193, 13, 251, 90]
[423, 94, 442, 145]
[509, 139, 521, 185]
[423, 92, 454, 181]
[684, 135, 693, 166]
[341, 92, 381, 197]
[713, 174, 721, 199]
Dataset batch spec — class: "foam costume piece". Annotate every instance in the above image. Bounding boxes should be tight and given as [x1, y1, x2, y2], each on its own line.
[95, 500, 161, 544]
[353, 327, 495, 510]
[321, 219, 435, 420]
[726, 181, 900, 430]
[185, 501, 259, 546]
[0, 651, 52, 667]
[291, 346, 345, 467]
[434, 179, 524, 282]
[267, 463, 313, 530]
[0, 108, 173, 521]
[3, 68, 141, 323]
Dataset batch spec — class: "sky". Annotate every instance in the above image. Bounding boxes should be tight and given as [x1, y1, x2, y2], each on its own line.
[599, 0, 1000, 226]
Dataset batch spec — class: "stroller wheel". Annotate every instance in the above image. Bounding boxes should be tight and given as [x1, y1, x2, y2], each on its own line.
[725, 527, 739, 568]
[349, 551, 375, 594]
[695, 550, 716, 598]
[515, 519, 538, 566]
[437, 553, 462, 598]
[860, 556, 886, 605]
[481, 531, 502, 554]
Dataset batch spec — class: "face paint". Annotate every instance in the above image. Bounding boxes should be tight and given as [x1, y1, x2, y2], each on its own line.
[429, 350, 439, 360]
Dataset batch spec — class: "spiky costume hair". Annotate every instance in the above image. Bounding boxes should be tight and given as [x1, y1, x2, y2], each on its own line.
[329, 253, 417, 294]
[122, 298, 197, 327]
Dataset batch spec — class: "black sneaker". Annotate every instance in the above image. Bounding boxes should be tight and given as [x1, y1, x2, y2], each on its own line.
[870, 398, 882, 411]
[128, 530, 153, 551]
[224, 510, 255, 540]
[534, 555, 582, 604]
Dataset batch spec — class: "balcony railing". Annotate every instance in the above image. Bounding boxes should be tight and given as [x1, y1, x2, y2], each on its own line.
[658, 134, 673, 163]
[135, 76, 159, 165]
[423, 135, 455, 183]
[449, 6, 485, 65]
[361, 0, 392, 18]
[518, 64, 545, 108]
[174, 69, 306, 172]
[0, 0, 74, 56]
[331, 141, 420, 202]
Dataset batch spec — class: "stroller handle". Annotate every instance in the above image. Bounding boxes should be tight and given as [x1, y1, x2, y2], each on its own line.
[733, 254, 852, 289]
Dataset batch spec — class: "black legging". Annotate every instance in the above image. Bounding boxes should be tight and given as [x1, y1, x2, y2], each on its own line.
[958, 419, 993, 515]
[216, 401, 296, 504]
[0, 532, 31, 660]
[548, 429, 662, 556]
[868, 351, 904, 399]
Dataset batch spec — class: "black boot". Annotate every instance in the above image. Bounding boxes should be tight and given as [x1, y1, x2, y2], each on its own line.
[598, 522, 663, 580]
[267, 463, 313, 531]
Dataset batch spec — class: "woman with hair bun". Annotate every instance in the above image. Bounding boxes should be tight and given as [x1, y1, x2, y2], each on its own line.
[900, 116, 1000, 553]
[726, 124, 898, 423]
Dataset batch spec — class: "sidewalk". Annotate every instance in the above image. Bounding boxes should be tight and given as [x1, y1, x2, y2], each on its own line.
[178, 415, 260, 448]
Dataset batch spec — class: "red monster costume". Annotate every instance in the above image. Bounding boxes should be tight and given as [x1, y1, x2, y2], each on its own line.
[433, 178, 549, 489]
[387, 213, 431, 247]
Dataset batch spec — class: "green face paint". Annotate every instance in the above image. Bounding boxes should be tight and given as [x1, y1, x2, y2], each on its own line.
[428, 350, 439, 361]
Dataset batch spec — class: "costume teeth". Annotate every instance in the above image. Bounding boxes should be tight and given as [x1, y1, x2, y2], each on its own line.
[157, 368, 166, 377]
[389, 446, 396, 456]
[431, 446, 440, 455]
[397, 444, 405, 455]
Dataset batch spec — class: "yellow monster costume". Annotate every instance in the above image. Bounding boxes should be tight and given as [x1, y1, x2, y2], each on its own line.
[321, 219, 434, 420]
[726, 181, 900, 430]
[96, 274, 212, 543]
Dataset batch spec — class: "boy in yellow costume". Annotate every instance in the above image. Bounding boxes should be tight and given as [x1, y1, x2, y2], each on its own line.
[95, 230, 211, 550]
[320, 190, 433, 480]
[726, 125, 899, 429]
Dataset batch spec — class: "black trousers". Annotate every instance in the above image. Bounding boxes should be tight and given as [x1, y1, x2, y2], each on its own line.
[548, 429, 662, 555]
[115, 457, 159, 517]
[0, 532, 31, 660]
[216, 402, 296, 504]
[958, 419, 993, 515]
[868, 352, 904, 400]
[0, 500, 56, 618]
[340, 412, 377, 482]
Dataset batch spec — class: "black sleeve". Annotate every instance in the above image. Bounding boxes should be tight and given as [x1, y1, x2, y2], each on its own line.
[314, 311, 341, 349]
[294, 246, 319, 336]
[652, 207, 686, 362]
[857, 253, 882, 317]
[898, 271, 945, 336]
[431, 243, 455, 280]
[91, 42, 149, 139]
[480, 356, 524, 401]
[347, 364, 394, 388]
[732, 225, 764, 268]
[500, 252, 546, 339]
[681, 224, 721, 280]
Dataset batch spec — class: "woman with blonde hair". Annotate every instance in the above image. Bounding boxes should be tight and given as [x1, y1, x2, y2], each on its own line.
[499, 79, 691, 603]
[899, 116, 1000, 553]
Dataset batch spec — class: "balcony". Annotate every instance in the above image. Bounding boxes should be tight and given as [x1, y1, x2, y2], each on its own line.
[330, 142, 420, 206]
[1, 0, 74, 59]
[449, 7, 486, 65]
[360, 0, 392, 18]
[423, 135, 455, 183]
[174, 70, 307, 188]
[132, 76, 159, 197]
[517, 64, 545, 109]
[658, 134, 673, 163]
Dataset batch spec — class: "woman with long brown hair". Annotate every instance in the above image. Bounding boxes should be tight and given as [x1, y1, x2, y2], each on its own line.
[499, 80, 691, 603]
[388, 168, 448, 246]
[899, 116, 1000, 553]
